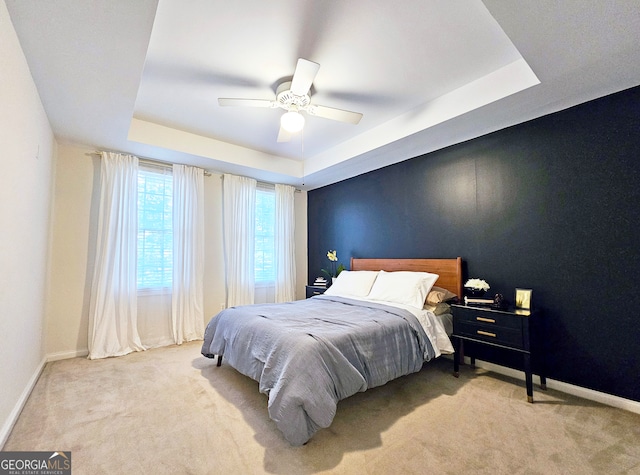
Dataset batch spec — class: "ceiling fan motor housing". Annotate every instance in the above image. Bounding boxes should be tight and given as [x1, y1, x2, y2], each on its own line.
[276, 81, 310, 111]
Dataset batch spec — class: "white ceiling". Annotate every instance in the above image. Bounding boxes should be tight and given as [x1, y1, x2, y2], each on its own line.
[6, 0, 640, 189]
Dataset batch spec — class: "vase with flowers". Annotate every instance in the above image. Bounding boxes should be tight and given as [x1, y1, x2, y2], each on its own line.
[464, 278, 490, 298]
[322, 250, 346, 284]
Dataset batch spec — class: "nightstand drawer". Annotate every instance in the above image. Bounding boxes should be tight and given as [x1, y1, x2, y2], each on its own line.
[305, 286, 327, 298]
[454, 321, 524, 349]
[453, 307, 522, 330]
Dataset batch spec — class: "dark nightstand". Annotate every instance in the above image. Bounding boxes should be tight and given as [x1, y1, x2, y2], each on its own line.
[305, 285, 327, 298]
[451, 302, 546, 403]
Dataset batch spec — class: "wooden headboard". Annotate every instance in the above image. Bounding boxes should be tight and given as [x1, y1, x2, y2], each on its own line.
[350, 257, 464, 298]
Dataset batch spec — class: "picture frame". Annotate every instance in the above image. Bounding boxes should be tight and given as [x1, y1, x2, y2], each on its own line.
[515, 288, 532, 310]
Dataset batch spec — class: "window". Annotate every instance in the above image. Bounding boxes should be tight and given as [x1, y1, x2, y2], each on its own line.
[137, 167, 173, 290]
[255, 185, 275, 283]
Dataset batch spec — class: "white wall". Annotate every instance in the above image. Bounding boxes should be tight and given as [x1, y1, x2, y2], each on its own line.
[45, 142, 309, 357]
[45, 143, 98, 358]
[0, 0, 56, 447]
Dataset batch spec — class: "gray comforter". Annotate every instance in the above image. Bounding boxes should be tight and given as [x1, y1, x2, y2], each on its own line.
[201, 295, 435, 445]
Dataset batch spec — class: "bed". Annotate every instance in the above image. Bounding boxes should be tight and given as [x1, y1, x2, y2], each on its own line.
[201, 257, 463, 445]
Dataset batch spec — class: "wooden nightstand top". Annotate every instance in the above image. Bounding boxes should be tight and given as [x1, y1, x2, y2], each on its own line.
[451, 301, 532, 317]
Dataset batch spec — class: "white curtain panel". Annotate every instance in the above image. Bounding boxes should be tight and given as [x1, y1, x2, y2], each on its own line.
[88, 152, 145, 359]
[171, 164, 205, 344]
[274, 184, 296, 302]
[223, 174, 256, 307]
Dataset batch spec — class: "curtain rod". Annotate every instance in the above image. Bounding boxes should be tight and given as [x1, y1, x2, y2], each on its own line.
[89, 151, 301, 190]
[219, 174, 302, 193]
[90, 150, 212, 176]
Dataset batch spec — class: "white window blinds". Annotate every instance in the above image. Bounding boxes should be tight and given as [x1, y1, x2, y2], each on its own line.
[255, 184, 275, 283]
[137, 166, 173, 290]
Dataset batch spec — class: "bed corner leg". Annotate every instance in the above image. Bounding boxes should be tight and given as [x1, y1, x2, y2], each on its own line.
[216, 355, 222, 367]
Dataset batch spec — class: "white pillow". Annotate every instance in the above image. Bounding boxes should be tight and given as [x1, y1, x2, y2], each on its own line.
[367, 270, 439, 309]
[323, 270, 379, 297]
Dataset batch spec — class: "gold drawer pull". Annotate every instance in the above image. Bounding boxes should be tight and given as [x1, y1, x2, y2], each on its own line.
[476, 317, 496, 323]
[477, 330, 496, 338]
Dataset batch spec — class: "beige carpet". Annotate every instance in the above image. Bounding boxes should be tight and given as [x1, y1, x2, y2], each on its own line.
[4, 341, 640, 474]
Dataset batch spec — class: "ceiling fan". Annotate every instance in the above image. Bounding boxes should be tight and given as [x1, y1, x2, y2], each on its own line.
[218, 58, 363, 142]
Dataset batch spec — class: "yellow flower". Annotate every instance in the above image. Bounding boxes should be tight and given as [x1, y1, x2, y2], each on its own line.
[322, 250, 345, 279]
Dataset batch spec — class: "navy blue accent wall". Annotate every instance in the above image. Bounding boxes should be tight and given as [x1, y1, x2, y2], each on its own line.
[308, 85, 640, 402]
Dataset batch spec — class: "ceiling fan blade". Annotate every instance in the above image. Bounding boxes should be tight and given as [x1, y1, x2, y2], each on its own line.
[306, 104, 363, 124]
[218, 98, 276, 108]
[290, 58, 320, 96]
[277, 124, 292, 142]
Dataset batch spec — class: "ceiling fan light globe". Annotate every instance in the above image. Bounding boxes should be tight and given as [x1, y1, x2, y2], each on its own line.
[281, 111, 305, 133]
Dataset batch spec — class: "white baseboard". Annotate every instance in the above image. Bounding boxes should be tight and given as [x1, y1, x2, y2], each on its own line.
[46, 348, 88, 362]
[0, 356, 47, 450]
[465, 357, 640, 415]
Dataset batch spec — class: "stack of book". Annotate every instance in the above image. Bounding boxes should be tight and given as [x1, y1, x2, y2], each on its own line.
[464, 296, 494, 306]
[313, 277, 328, 288]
